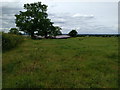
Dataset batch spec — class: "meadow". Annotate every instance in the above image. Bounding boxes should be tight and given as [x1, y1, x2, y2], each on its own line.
[2, 37, 118, 88]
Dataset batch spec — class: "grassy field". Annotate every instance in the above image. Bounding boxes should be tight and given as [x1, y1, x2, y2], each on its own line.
[2, 37, 118, 88]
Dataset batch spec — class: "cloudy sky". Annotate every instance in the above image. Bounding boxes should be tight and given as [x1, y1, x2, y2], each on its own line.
[0, 0, 119, 34]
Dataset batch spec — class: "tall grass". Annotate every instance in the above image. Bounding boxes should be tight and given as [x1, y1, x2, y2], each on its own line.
[2, 37, 118, 88]
[2, 33, 24, 52]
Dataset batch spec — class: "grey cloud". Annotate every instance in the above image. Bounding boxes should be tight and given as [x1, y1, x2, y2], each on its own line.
[72, 13, 94, 18]
[1, 2, 22, 32]
[48, 13, 97, 34]
[1, 2, 117, 34]
[2, 7, 21, 14]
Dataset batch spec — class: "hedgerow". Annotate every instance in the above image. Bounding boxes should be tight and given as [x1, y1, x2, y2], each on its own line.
[2, 33, 24, 52]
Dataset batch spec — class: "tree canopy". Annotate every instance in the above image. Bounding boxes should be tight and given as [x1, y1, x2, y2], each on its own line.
[15, 2, 61, 39]
[68, 30, 78, 37]
[9, 28, 19, 35]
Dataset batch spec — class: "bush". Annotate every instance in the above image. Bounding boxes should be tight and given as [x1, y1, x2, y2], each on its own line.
[2, 33, 24, 52]
[8, 28, 20, 35]
[68, 30, 78, 37]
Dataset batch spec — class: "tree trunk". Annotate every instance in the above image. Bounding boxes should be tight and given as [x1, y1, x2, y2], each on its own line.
[31, 31, 35, 39]
[44, 32, 48, 39]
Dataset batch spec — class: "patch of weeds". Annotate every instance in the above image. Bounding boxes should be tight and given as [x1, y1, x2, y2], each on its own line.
[106, 53, 118, 59]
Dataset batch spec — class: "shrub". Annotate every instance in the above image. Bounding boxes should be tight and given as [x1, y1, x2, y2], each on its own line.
[2, 33, 24, 52]
[8, 28, 20, 35]
[68, 30, 78, 37]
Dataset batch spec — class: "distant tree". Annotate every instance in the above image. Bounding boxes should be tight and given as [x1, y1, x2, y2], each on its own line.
[68, 30, 78, 37]
[9, 28, 19, 35]
[52, 26, 62, 37]
[15, 2, 61, 39]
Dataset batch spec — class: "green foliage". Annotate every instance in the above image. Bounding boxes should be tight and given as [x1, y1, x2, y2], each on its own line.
[68, 30, 78, 37]
[15, 2, 61, 39]
[3, 37, 118, 88]
[50, 26, 62, 37]
[8, 28, 19, 35]
[54, 26, 62, 36]
[2, 33, 24, 52]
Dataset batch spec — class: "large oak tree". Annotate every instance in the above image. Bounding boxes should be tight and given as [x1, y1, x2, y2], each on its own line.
[15, 2, 61, 39]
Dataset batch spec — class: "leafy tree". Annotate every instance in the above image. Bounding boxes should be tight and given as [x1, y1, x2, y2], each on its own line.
[9, 28, 19, 35]
[37, 18, 55, 38]
[68, 30, 78, 37]
[15, 2, 60, 39]
[51, 26, 62, 37]
[55, 26, 62, 35]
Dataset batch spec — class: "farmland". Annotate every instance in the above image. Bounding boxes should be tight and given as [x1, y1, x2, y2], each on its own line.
[2, 37, 118, 88]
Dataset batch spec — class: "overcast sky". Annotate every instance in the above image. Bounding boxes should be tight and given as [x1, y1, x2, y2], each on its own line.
[0, 0, 119, 34]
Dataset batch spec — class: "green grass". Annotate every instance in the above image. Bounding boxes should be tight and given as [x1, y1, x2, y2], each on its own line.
[3, 37, 118, 88]
[2, 33, 24, 52]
